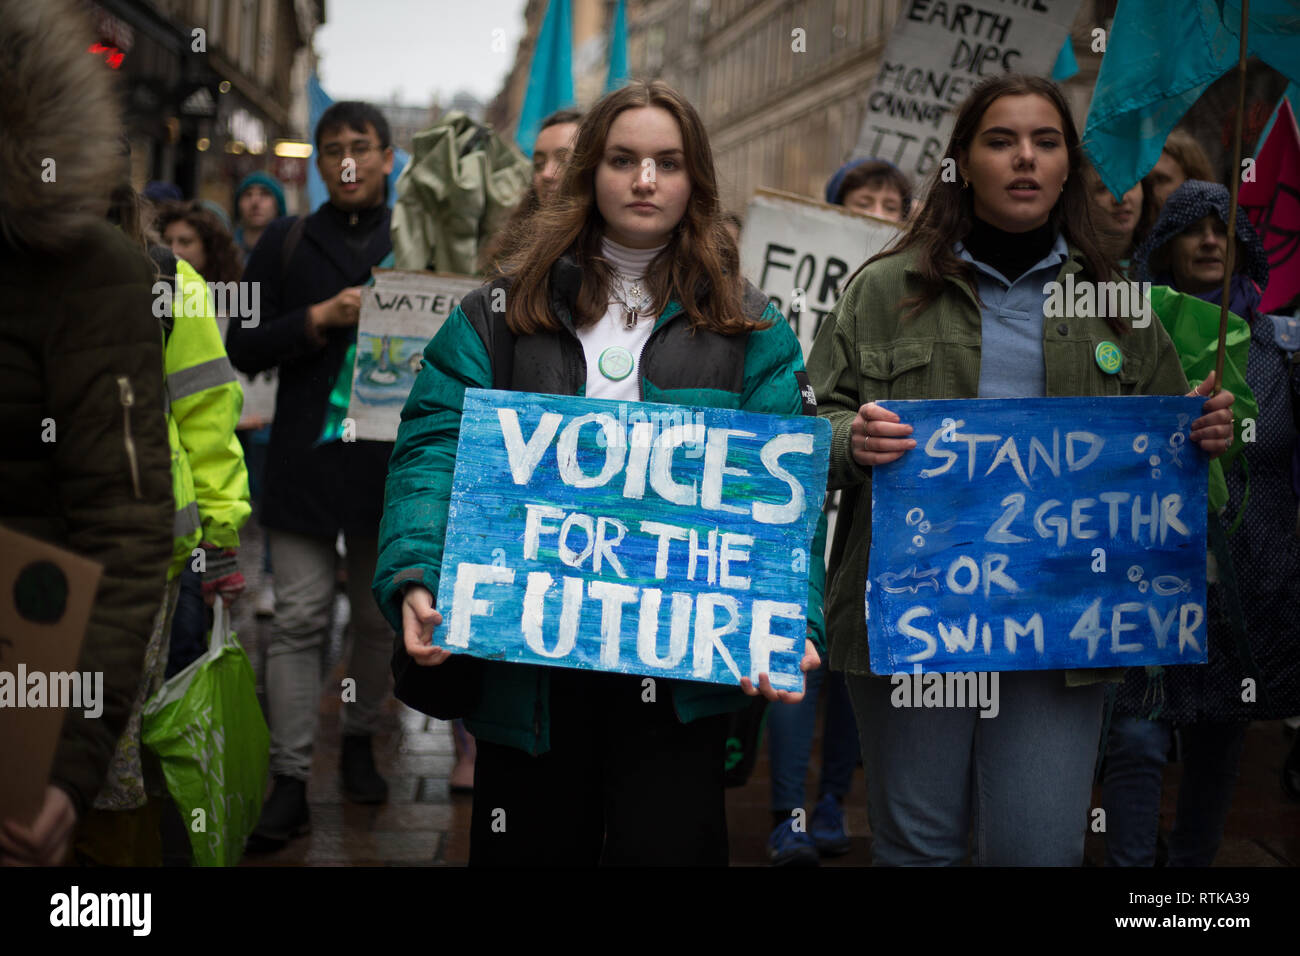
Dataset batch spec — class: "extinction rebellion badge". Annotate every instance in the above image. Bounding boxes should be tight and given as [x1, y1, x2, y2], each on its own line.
[1094, 340, 1123, 375]
[598, 346, 634, 382]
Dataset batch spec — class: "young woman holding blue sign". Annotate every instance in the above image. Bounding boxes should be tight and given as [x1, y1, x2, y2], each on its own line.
[372, 81, 824, 866]
[806, 74, 1236, 866]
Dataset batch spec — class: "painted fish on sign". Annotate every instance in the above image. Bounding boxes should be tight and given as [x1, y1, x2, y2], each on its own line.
[436, 389, 831, 691]
[866, 396, 1209, 675]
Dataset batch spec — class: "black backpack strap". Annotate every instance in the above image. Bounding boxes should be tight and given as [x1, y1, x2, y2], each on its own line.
[280, 215, 307, 284]
[487, 280, 516, 389]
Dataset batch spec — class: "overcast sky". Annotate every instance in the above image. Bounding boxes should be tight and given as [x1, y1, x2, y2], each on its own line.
[315, 0, 529, 107]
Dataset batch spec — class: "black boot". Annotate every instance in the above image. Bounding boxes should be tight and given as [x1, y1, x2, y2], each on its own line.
[246, 775, 310, 853]
[341, 734, 389, 804]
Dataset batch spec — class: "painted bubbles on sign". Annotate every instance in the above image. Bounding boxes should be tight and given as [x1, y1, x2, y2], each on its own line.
[866, 396, 1209, 674]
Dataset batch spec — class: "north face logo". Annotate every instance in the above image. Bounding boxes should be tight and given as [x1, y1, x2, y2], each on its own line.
[801, 384, 817, 408]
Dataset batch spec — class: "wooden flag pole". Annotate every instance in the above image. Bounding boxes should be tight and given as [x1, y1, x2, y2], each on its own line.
[1216, 0, 1250, 395]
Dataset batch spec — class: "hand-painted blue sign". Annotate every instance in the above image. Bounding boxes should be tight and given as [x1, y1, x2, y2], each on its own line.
[867, 397, 1209, 675]
[437, 389, 831, 690]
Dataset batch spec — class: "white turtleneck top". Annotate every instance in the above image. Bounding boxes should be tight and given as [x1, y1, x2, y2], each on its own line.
[575, 236, 667, 401]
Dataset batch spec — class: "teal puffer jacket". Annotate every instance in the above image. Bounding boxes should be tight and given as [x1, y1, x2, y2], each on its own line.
[373, 257, 827, 755]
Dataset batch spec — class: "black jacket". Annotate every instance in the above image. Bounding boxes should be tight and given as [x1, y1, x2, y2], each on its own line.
[228, 201, 393, 538]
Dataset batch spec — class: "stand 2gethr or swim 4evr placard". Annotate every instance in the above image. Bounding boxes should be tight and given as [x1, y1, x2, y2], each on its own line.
[434, 389, 830, 691]
[866, 396, 1209, 675]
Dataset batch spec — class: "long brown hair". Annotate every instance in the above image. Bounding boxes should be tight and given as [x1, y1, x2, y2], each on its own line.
[494, 81, 758, 335]
[871, 74, 1121, 332]
[1160, 128, 1213, 184]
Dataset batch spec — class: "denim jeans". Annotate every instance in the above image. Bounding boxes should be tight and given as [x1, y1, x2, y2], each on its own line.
[767, 660, 860, 811]
[265, 530, 393, 780]
[846, 670, 1105, 866]
[1101, 717, 1248, 867]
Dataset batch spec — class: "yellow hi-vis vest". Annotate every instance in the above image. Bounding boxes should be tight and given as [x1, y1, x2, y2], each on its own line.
[162, 259, 251, 578]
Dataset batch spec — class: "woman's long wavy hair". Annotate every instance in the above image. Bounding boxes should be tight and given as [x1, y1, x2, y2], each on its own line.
[871, 74, 1122, 333]
[154, 200, 243, 285]
[492, 81, 758, 335]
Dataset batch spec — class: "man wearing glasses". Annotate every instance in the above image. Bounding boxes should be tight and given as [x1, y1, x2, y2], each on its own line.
[227, 102, 396, 852]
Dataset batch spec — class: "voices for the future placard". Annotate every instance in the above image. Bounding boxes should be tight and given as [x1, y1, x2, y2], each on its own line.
[867, 397, 1209, 675]
[436, 390, 830, 690]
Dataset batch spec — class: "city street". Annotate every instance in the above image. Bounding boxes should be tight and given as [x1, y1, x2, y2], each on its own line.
[229, 517, 1300, 867]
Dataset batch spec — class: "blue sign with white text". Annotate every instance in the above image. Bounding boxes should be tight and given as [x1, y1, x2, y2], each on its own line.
[437, 390, 831, 690]
[867, 397, 1209, 675]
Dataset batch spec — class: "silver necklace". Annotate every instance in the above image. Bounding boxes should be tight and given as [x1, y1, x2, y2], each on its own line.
[611, 271, 652, 329]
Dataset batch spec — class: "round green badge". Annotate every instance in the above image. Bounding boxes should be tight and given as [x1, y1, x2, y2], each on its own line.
[598, 346, 634, 381]
[1095, 340, 1122, 375]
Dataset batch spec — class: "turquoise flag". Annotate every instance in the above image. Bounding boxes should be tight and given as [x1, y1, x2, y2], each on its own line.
[1082, 0, 1300, 201]
[1051, 36, 1078, 82]
[307, 72, 408, 212]
[606, 0, 629, 92]
[516, 0, 575, 156]
[1256, 80, 1300, 157]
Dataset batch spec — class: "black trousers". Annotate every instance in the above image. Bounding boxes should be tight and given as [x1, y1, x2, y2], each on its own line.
[468, 668, 730, 866]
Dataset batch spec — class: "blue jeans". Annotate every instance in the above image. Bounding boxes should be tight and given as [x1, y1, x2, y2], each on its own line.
[768, 661, 860, 811]
[165, 567, 210, 679]
[846, 670, 1105, 866]
[1101, 717, 1248, 867]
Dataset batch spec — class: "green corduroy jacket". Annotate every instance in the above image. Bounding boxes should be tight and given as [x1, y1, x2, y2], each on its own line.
[806, 242, 1192, 685]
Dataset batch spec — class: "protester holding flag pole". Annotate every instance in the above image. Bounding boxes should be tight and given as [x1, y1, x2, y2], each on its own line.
[1101, 179, 1299, 867]
[807, 74, 1236, 866]
[373, 80, 824, 866]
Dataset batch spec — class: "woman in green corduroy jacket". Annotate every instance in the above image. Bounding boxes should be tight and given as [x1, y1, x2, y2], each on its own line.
[806, 73, 1235, 867]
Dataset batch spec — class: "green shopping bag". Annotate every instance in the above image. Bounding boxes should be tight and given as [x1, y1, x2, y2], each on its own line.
[1150, 285, 1259, 523]
[141, 596, 269, 866]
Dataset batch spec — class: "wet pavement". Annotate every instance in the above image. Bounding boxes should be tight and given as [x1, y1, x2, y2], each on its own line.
[229, 517, 1300, 867]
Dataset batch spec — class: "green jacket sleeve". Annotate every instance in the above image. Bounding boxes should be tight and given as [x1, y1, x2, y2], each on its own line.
[740, 302, 827, 655]
[806, 274, 872, 492]
[372, 302, 493, 633]
[169, 263, 250, 550]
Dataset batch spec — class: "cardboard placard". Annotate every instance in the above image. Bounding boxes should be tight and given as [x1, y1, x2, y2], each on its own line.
[0, 525, 103, 825]
[853, 0, 1083, 189]
[739, 188, 901, 358]
[349, 270, 482, 442]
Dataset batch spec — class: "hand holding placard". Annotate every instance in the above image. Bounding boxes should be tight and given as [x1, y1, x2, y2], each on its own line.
[401, 585, 448, 666]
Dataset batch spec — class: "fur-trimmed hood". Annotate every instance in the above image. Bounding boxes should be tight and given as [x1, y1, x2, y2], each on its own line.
[0, 0, 125, 253]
